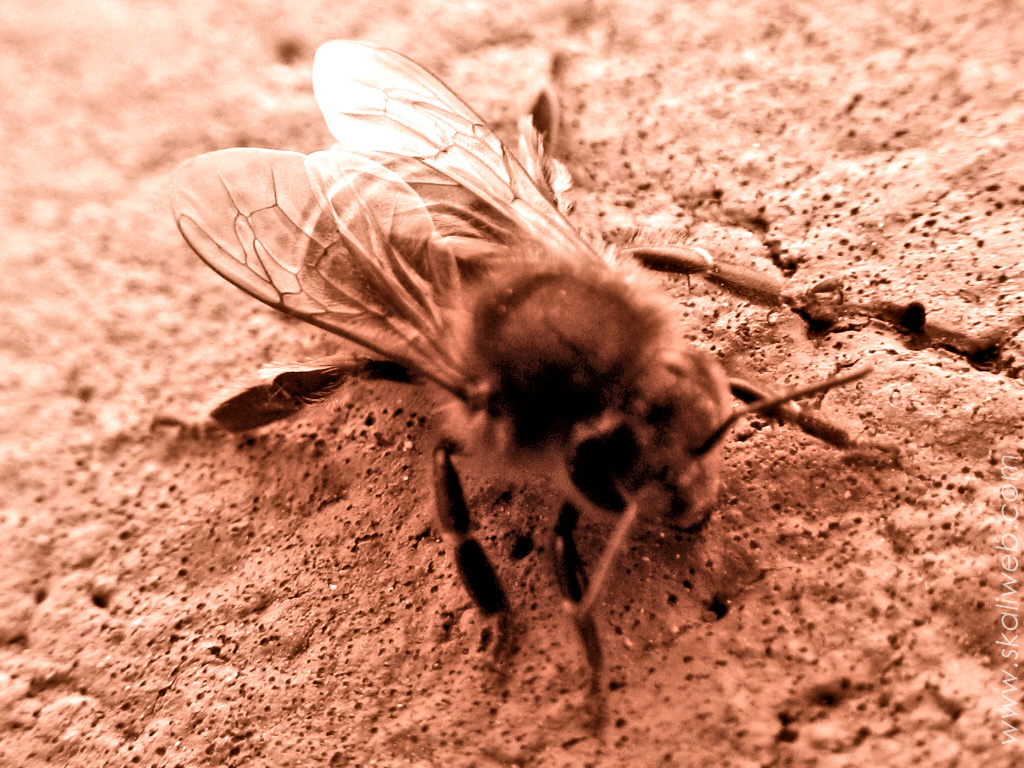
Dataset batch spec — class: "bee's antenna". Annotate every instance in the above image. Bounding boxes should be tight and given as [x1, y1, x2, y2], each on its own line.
[572, 500, 641, 620]
[692, 365, 873, 456]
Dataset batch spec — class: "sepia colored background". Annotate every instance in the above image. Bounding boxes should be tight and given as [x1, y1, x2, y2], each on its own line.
[1, 0, 1022, 765]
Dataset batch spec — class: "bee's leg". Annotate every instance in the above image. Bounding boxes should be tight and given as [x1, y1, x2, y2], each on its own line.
[625, 245, 786, 307]
[634, 246, 1022, 364]
[517, 54, 574, 216]
[554, 500, 642, 730]
[554, 503, 605, 728]
[553, 503, 603, 693]
[726, 374, 900, 462]
[728, 376, 857, 449]
[210, 357, 416, 432]
[787, 287, 1024, 363]
[432, 444, 514, 660]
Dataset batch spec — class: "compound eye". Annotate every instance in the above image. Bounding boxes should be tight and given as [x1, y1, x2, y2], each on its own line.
[566, 421, 640, 513]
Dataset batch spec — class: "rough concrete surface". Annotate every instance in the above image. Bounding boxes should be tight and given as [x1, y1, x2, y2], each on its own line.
[2, 1, 1023, 766]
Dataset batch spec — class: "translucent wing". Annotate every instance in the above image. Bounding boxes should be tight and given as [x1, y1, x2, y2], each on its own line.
[171, 147, 469, 394]
[312, 40, 596, 261]
[171, 40, 602, 398]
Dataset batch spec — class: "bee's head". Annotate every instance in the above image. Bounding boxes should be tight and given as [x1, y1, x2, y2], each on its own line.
[564, 348, 731, 528]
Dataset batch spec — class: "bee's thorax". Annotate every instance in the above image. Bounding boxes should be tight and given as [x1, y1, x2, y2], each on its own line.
[464, 265, 665, 449]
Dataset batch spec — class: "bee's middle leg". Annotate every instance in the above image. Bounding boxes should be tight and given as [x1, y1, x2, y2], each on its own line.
[728, 376, 857, 449]
[432, 443, 513, 658]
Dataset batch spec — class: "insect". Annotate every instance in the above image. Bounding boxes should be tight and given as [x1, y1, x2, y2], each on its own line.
[170, 40, 873, 712]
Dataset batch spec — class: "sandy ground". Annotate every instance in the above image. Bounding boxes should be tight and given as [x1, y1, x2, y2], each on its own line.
[2, 0, 1023, 766]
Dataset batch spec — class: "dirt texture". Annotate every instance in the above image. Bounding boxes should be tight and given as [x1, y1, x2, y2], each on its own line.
[2, 1, 1024, 766]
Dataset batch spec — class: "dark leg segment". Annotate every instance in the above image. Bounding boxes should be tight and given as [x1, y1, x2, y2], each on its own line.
[433, 445, 511, 642]
[554, 503, 587, 603]
[633, 243, 1021, 367]
[453, 540, 510, 617]
[725, 374, 863, 450]
[625, 245, 784, 307]
[211, 357, 416, 432]
[726, 373, 900, 463]
[553, 503, 604, 697]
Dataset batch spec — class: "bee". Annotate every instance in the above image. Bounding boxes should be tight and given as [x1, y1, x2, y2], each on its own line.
[170, 40, 872, 709]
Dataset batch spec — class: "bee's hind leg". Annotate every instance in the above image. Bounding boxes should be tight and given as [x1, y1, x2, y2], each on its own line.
[209, 357, 416, 432]
[625, 245, 786, 307]
[433, 443, 515, 664]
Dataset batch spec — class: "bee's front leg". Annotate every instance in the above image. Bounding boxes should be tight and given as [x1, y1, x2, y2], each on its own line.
[553, 503, 603, 692]
[432, 443, 514, 661]
[553, 502, 610, 729]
